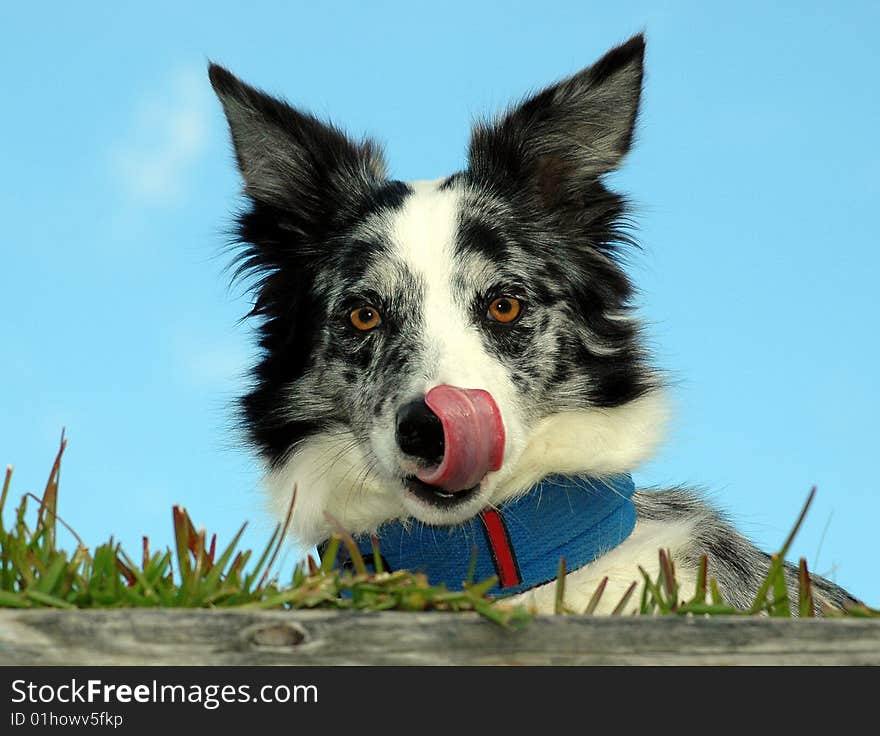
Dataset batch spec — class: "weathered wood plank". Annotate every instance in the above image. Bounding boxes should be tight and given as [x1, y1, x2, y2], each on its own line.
[1, 610, 878, 665]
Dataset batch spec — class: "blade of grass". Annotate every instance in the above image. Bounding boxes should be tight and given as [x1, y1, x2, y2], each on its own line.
[639, 565, 671, 614]
[639, 574, 653, 615]
[0, 465, 12, 520]
[464, 576, 499, 598]
[798, 558, 815, 618]
[190, 528, 209, 595]
[244, 526, 280, 592]
[710, 578, 723, 606]
[465, 546, 478, 586]
[23, 494, 85, 550]
[36, 431, 66, 549]
[323, 510, 367, 577]
[172, 506, 193, 581]
[320, 536, 341, 575]
[35, 554, 69, 595]
[0, 591, 30, 608]
[658, 549, 678, 611]
[115, 547, 138, 588]
[207, 534, 217, 566]
[768, 555, 791, 617]
[554, 557, 566, 615]
[258, 485, 297, 589]
[680, 602, 741, 615]
[611, 581, 638, 615]
[748, 487, 815, 614]
[583, 576, 608, 615]
[370, 535, 384, 574]
[691, 554, 708, 605]
[25, 589, 75, 609]
[116, 549, 158, 599]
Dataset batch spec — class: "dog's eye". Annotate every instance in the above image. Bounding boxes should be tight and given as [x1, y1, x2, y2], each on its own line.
[350, 306, 381, 331]
[487, 297, 522, 324]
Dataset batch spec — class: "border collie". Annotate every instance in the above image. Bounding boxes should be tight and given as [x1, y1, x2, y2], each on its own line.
[209, 34, 859, 614]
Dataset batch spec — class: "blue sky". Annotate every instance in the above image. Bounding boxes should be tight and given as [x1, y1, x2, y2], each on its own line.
[2, 2, 878, 603]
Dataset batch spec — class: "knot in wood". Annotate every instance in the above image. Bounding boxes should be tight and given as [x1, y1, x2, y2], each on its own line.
[246, 622, 306, 648]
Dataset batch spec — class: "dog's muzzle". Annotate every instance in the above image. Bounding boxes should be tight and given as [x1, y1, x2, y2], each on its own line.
[395, 384, 505, 493]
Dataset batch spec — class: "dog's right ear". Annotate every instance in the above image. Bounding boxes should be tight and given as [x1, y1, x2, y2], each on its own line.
[209, 64, 387, 232]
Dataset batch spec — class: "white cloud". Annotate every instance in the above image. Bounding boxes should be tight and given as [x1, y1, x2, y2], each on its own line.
[111, 65, 209, 206]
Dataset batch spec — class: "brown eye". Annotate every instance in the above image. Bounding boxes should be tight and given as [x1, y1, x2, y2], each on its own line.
[350, 305, 381, 331]
[487, 297, 522, 324]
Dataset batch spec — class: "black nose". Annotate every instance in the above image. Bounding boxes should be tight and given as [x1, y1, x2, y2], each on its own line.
[396, 399, 445, 464]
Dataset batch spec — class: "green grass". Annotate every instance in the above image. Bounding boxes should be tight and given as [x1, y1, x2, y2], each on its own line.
[1, 437, 876, 625]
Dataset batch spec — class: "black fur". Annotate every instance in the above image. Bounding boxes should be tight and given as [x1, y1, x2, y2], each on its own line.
[453, 35, 655, 409]
[210, 63, 415, 464]
[209, 36, 862, 611]
[210, 38, 656, 465]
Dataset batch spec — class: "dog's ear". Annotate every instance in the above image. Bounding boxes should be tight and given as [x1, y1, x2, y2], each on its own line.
[209, 63, 387, 229]
[467, 34, 644, 211]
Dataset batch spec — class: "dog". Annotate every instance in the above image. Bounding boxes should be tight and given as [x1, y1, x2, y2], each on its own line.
[209, 34, 859, 614]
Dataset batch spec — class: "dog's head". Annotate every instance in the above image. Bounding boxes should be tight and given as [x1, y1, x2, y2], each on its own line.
[211, 34, 666, 548]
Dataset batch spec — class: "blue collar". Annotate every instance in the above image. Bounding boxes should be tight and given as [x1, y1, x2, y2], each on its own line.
[331, 474, 637, 596]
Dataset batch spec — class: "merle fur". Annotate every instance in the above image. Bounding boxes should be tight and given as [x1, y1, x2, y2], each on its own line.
[635, 490, 860, 611]
[210, 37, 655, 468]
[210, 35, 861, 612]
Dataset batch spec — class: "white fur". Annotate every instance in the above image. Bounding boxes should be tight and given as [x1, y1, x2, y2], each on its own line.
[508, 517, 698, 614]
[264, 179, 669, 557]
[378, 180, 532, 524]
[490, 390, 669, 506]
[265, 388, 667, 549]
[264, 430, 397, 548]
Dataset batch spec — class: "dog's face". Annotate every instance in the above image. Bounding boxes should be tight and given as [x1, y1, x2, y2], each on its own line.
[211, 34, 667, 547]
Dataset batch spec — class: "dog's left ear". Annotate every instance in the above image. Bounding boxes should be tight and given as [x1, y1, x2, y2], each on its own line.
[468, 34, 644, 210]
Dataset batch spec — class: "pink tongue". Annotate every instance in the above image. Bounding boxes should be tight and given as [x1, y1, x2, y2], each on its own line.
[415, 385, 505, 492]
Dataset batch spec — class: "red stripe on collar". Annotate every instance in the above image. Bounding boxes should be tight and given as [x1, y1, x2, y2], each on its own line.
[479, 509, 522, 588]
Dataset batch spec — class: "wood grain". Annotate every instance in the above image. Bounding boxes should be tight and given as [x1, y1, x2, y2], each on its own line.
[1, 610, 878, 665]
